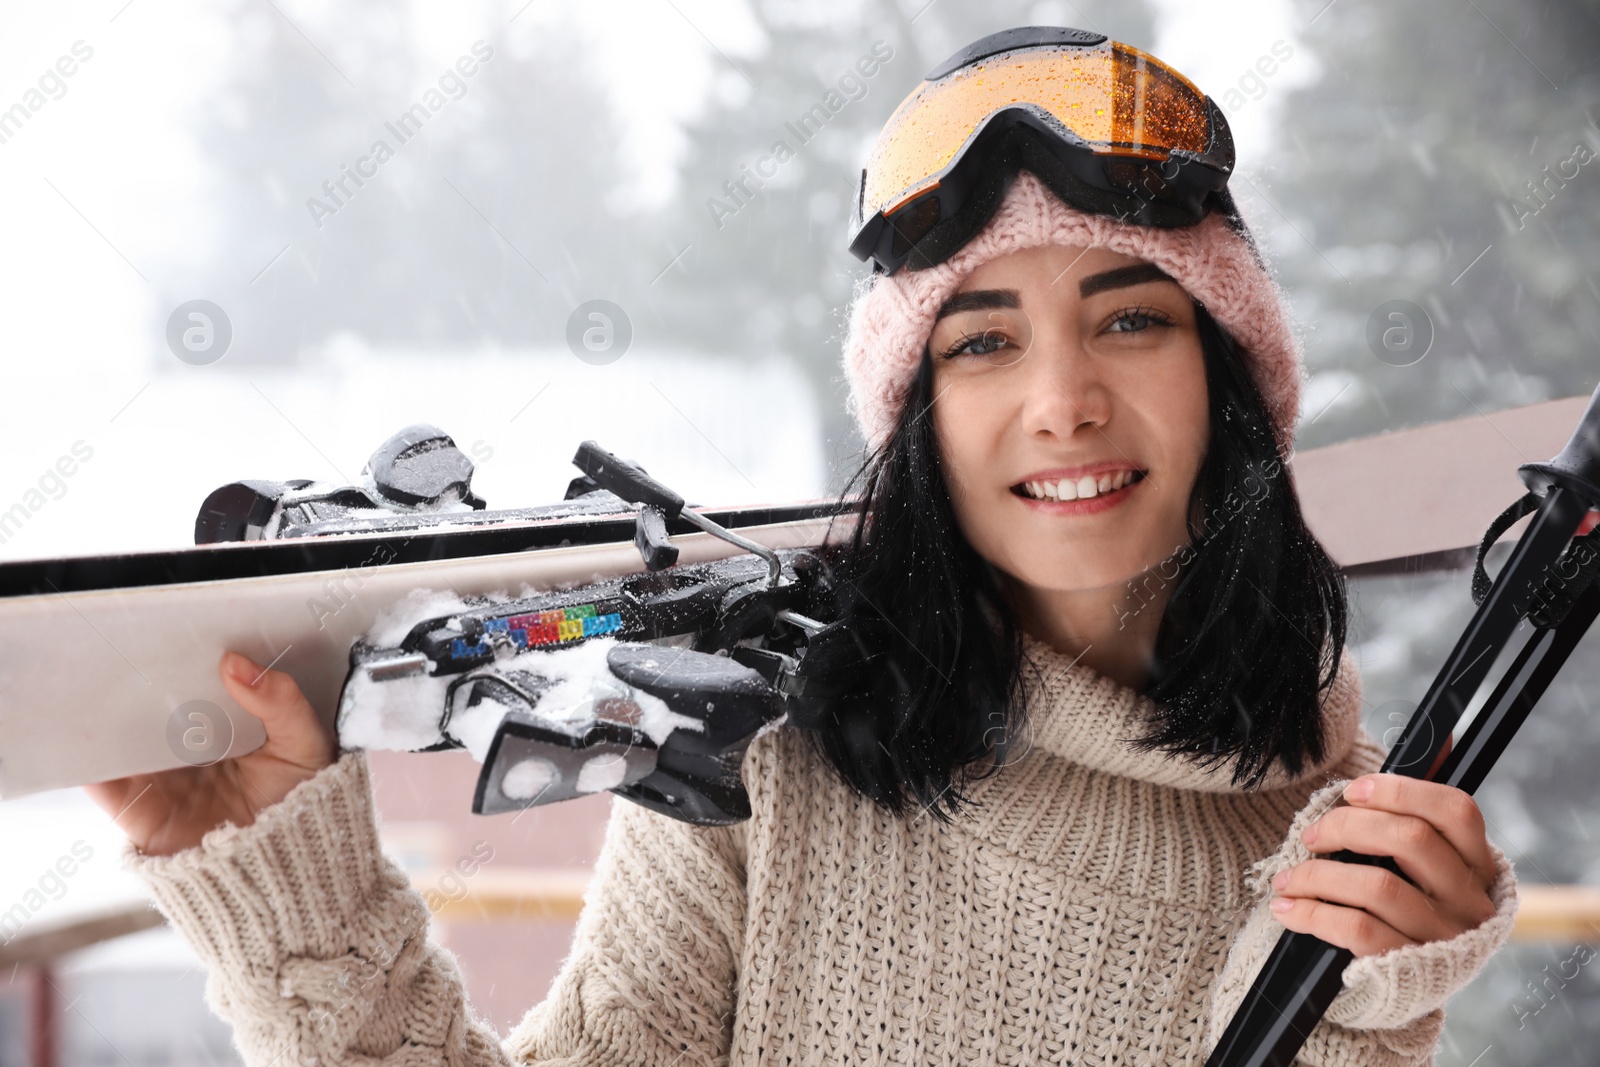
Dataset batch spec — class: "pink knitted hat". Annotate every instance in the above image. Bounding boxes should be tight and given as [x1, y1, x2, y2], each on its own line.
[840, 169, 1306, 460]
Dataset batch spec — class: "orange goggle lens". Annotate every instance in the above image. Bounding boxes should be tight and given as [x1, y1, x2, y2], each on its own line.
[862, 40, 1219, 218]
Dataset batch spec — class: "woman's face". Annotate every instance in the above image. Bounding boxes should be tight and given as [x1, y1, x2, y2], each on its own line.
[927, 243, 1210, 596]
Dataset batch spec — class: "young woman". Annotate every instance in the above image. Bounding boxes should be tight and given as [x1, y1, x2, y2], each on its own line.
[88, 26, 1519, 1066]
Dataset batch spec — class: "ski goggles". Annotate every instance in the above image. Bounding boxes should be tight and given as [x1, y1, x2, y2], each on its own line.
[847, 26, 1237, 275]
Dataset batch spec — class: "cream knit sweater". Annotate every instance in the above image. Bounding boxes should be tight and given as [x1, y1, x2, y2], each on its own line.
[126, 635, 1519, 1065]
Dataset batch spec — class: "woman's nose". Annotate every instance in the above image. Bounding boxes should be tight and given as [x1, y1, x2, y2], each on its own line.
[1016, 338, 1110, 439]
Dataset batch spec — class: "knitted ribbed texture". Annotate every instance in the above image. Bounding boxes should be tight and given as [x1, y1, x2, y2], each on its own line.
[126, 745, 511, 1065]
[840, 169, 1307, 458]
[126, 638, 1516, 1066]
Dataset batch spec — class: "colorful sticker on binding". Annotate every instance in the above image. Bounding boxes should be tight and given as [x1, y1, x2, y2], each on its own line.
[448, 603, 622, 659]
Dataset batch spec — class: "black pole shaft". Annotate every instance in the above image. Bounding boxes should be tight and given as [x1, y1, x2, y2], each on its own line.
[1205, 577, 1600, 1067]
[1435, 578, 1600, 793]
[1205, 486, 1593, 1067]
[1381, 485, 1591, 778]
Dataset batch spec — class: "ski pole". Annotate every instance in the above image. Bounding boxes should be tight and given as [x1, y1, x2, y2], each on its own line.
[1206, 381, 1600, 1067]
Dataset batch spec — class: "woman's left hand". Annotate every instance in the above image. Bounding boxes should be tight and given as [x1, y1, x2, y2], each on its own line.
[1268, 772, 1501, 958]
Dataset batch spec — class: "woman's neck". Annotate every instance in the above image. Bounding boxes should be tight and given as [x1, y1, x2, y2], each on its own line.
[1001, 570, 1174, 693]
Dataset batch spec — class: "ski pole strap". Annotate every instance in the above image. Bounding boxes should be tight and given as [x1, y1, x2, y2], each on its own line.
[1471, 491, 1540, 607]
[1527, 524, 1600, 629]
[1471, 489, 1600, 628]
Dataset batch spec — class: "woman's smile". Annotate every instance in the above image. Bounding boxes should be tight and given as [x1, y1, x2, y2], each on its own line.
[1010, 467, 1148, 514]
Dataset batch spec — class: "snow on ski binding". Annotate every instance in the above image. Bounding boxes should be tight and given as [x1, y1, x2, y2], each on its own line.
[199, 425, 839, 825]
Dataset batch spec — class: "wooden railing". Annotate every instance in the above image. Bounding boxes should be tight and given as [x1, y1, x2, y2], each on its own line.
[5, 874, 1599, 970]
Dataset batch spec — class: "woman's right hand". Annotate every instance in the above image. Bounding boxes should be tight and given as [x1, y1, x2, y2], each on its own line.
[85, 651, 336, 858]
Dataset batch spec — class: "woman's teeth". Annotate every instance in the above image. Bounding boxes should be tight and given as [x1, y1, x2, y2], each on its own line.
[1020, 470, 1143, 501]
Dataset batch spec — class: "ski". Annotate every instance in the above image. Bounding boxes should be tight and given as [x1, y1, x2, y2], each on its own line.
[0, 426, 851, 802]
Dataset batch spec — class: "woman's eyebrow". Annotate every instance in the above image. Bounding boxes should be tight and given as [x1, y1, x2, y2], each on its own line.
[1078, 262, 1176, 298]
[933, 289, 1019, 322]
[932, 264, 1178, 323]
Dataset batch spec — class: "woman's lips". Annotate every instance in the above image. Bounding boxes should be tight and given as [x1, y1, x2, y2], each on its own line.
[1010, 472, 1144, 515]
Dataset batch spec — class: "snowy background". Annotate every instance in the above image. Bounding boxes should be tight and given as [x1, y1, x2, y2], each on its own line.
[2, 0, 1599, 1063]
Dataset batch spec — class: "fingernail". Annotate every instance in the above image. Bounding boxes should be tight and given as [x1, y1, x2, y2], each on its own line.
[1272, 870, 1289, 891]
[1302, 821, 1319, 845]
[1344, 777, 1374, 803]
[1271, 897, 1293, 913]
[224, 653, 256, 684]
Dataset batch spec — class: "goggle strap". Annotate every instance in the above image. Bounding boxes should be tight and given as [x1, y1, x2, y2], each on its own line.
[884, 142, 1232, 275]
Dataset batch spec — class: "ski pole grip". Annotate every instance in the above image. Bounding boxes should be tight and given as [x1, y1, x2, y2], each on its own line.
[572, 441, 685, 516]
[1519, 381, 1600, 507]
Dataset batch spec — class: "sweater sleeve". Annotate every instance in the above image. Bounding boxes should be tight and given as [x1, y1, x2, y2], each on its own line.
[124, 749, 748, 1067]
[502, 778, 747, 1066]
[1202, 730, 1520, 1065]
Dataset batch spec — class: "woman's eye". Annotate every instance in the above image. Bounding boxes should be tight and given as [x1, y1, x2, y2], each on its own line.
[1106, 307, 1174, 334]
[966, 331, 1008, 355]
[946, 330, 1011, 358]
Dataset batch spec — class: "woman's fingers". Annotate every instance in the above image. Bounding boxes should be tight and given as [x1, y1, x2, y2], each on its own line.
[84, 775, 171, 844]
[1339, 774, 1497, 889]
[84, 771, 206, 857]
[219, 651, 334, 771]
[1268, 883, 1415, 958]
[82, 655, 333, 859]
[1301, 804, 1483, 910]
[82, 776, 134, 818]
[1271, 775, 1503, 956]
[1272, 857, 1461, 949]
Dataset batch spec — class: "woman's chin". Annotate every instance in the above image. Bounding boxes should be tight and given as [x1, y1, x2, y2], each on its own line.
[1003, 555, 1172, 597]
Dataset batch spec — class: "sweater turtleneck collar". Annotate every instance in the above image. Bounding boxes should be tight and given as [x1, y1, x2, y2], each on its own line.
[1011, 631, 1364, 794]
